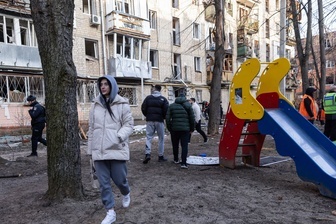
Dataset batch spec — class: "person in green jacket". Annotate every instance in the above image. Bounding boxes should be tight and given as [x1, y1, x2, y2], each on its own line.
[166, 94, 195, 169]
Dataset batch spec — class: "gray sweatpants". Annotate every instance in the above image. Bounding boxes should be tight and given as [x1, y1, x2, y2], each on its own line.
[94, 160, 130, 210]
[145, 121, 165, 156]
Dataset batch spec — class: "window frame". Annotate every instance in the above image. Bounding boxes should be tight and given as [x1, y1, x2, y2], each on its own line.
[194, 57, 201, 72]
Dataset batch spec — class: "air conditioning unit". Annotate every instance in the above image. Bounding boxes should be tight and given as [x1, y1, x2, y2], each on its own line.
[91, 15, 101, 26]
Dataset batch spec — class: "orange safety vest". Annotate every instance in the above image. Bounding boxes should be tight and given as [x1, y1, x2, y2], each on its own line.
[299, 94, 317, 120]
[319, 109, 325, 121]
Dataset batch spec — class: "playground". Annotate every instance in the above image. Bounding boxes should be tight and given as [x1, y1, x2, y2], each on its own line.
[1, 58, 336, 223]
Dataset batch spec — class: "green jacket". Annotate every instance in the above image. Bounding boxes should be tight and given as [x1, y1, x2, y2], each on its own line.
[166, 96, 195, 132]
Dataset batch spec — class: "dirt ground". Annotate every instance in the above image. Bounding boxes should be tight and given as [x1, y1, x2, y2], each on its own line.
[1, 125, 336, 224]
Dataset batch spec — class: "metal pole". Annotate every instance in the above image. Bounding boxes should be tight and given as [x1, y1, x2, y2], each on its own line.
[279, 0, 286, 95]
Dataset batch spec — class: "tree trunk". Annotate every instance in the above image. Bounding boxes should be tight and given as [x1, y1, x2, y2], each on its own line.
[318, 0, 326, 99]
[290, 0, 312, 92]
[208, 0, 225, 135]
[30, 0, 84, 201]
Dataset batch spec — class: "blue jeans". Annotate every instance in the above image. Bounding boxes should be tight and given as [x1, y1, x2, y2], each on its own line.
[170, 131, 189, 165]
[145, 121, 165, 156]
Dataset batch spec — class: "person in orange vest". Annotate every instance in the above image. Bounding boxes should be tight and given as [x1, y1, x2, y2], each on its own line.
[299, 87, 317, 124]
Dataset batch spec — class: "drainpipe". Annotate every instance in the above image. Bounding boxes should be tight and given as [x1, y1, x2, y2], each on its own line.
[100, 0, 107, 75]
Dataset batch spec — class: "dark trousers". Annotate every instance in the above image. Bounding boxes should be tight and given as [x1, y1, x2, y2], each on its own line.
[189, 120, 207, 142]
[31, 123, 47, 155]
[324, 119, 336, 141]
[171, 131, 189, 165]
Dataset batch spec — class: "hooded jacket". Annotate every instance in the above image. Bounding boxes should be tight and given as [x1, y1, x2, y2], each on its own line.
[166, 95, 195, 132]
[141, 90, 169, 122]
[87, 75, 134, 161]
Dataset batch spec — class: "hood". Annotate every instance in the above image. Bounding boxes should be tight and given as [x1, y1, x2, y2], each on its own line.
[97, 75, 119, 106]
[305, 87, 316, 97]
[175, 95, 187, 104]
[152, 90, 161, 97]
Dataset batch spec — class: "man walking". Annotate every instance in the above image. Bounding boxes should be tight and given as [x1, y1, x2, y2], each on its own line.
[189, 98, 208, 143]
[27, 95, 47, 157]
[141, 85, 169, 164]
[166, 94, 195, 169]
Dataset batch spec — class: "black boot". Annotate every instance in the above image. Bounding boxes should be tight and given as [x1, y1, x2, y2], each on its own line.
[143, 154, 151, 164]
[158, 156, 167, 162]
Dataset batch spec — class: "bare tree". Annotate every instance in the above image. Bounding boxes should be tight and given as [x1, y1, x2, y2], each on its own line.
[318, 0, 326, 98]
[207, 0, 225, 135]
[290, 0, 312, 92]
[30, 0, 84, 201]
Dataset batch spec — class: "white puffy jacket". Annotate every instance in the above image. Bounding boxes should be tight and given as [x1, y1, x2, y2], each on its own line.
[87, 94, 134, 161]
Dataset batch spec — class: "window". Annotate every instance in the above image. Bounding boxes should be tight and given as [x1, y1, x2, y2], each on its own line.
[173, 54, 181, 79]
[326, 60, 335, 68]
[85, 39, 98, 59]
[149, 10, 157, 29]
[0, 75, 45, 103]
[118, 87, 136, 105]
[325, 39, 332, 48]
[150, 50, 158, 68]
[0, 16, 36, 46]
[193, 23, 200, 39]
[77, 80, 97, 103]
[172, 17, 180, 45]
[172, 0, 179, 8]
[83, 0, 91, 14]
[19, 20, 29, 45]
[194, 57, 201, 72]
[115, 0, 134, 15]
[116, 34, 143, 59]
[6, 17, 14, 44]
[83, 0, 98, 14]
[276, 0, 279, 10]
[223, 55, 232, 71]
[286, 49, 291, 59]
[196, 90, 202, 103]
[266, 44, 270, 62]
[266, 19, 270, 38]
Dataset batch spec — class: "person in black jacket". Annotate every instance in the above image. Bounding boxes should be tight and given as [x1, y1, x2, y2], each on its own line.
[27, 95, 47, 157]
[141, 85, 169, 164]
[166, 94, 195, 169]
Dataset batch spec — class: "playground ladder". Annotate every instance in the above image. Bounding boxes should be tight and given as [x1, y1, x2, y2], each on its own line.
[219, 104, 265, 169]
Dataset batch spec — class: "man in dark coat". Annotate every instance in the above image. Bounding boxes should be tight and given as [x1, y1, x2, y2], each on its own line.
[27, 95, 47, 157]
[141, 85, 169, 163]
[166, 94, 195, 169]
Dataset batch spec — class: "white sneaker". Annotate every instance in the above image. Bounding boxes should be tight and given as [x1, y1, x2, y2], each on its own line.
[122, 193, 131, 208]
[101, 209, 116, 224]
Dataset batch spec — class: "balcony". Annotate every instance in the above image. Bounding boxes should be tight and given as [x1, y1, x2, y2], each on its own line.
[236, 0, 260, 8]
[107, 56, 152, 79]
[206, 71, 234, 87]
[238, 18, 259, 35]
[237, 44, 252, 58]
[105, 12, 150, 39]
[0, 43, 42, 69]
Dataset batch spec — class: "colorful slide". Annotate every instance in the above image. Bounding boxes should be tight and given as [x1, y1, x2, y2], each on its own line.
[258, 99, 336, 199]
[219, 58, 336, 199]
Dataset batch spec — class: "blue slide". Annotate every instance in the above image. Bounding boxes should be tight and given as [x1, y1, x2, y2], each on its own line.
[258, 99, 336, 199]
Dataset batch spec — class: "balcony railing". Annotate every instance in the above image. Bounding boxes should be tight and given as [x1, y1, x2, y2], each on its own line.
[0, 43, 41, 68]
[105, 12, 150, 38]
[107, 56, 152, 79]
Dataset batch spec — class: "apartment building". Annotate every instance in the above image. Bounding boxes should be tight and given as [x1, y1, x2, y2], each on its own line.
[0, 0, 298, 128]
